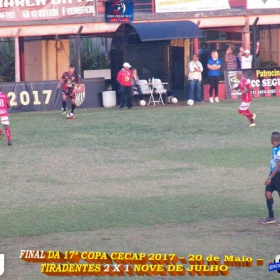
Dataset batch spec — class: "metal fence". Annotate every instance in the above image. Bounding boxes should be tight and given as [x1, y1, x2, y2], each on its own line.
[0, 34, 113, 83]
[196, 27, 280, 81]
[197, 30, 243, 81]
[0, 25, 279, 83]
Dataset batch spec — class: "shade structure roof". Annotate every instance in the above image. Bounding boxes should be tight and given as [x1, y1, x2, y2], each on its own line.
[129, 21, 203, 41]
[111, 21, 203, 49]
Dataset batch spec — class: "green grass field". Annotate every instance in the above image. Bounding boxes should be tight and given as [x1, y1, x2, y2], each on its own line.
[2, 98, 280, 279]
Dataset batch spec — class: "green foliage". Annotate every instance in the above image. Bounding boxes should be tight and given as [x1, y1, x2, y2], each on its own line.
[0, 39, 15, 82]
[70, 37, 111, 74]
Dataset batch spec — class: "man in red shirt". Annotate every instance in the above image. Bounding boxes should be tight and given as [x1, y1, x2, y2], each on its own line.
[233, 71, 256, 127]
[0, 91, 12, 145]
[117, 62, 133, 110]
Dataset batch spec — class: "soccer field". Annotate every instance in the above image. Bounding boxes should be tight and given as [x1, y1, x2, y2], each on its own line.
[1, 98, 280, 279]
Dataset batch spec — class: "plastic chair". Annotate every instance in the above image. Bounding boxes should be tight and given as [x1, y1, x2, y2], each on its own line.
[139, 80, 152, 94]
[152, 79, 167, 105]
[138, 80, 156, 106]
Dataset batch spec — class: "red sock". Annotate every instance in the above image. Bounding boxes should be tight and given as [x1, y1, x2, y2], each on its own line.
[247, 109, 253, 118]
[239, 109, 254, 123]
[0, 129, 2, 134]
[246, 116, 254, 124]
[5, 128, 11, 141]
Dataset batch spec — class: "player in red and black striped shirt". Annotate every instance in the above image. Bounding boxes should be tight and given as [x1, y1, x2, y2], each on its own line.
[57, 64, 80, 116]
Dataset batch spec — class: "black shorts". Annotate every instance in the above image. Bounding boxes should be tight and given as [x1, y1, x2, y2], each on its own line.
[265, 172, 280, 193]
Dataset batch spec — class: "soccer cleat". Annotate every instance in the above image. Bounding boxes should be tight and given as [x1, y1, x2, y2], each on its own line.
[252, 114, 256, 121]
[215, 97, 220, 103]
[249, 123, 256, 127]
[62, 111, 67, 115]
[0, 131, 4, 140]
[259, 217, 276, 224]
[209, 97, 214, 103]
[7, 141, 12, 146]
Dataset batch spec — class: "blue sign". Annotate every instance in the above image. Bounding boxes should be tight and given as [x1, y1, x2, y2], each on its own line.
[268, 262, 280, 272]
[105, 0, 134, 23]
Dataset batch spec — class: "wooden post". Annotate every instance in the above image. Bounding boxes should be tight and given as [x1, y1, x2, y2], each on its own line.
[15, 28, 21, 82]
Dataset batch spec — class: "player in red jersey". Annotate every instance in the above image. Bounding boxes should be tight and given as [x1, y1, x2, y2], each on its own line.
[57, 64, 81, 116]
[233, 71, 256, 127]
[0, 91, 12, 145]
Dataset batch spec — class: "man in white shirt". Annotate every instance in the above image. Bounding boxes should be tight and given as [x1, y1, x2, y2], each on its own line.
[239, 41, 260, 69]
[188, 54, 203, 103]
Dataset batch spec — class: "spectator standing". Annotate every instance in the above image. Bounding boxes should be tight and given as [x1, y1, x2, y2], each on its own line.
[224, 44, 237, 70]
[188, 54, 204, 103]
[207, 50, 222, 103]
[239, 41, 260, 69]
[117, 62, 133, 110]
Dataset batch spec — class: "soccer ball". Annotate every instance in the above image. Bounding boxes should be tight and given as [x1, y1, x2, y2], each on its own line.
[67, 112, 75, 120]
[187, 99, 194, 106]
[171, 97, 178, 104]
[139, 100, 146, 106]
[274, 255, 280, 273]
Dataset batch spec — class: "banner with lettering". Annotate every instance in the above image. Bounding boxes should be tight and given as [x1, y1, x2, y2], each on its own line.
[0, 0, 95, 21]
[0, 78, 104, 112]
[155, 0, 230, 13]
[224, 68, 280, 99]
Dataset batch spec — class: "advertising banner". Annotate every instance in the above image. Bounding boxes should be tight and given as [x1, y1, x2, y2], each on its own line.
[0, 0, 95, 22]
[155, 0, 230, 13]
[247, 0, 280, 9]
[224, 68, 280, 99]
[0, 78, 104, 112]
[105, 0, 133, 22]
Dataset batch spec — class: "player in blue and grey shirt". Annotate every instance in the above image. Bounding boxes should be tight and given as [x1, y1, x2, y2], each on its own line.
[260, 132, 280, 224]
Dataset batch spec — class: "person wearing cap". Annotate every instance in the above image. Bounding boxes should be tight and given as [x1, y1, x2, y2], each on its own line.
[117, 62, 133, 110]
[238, 41, 260, 69]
